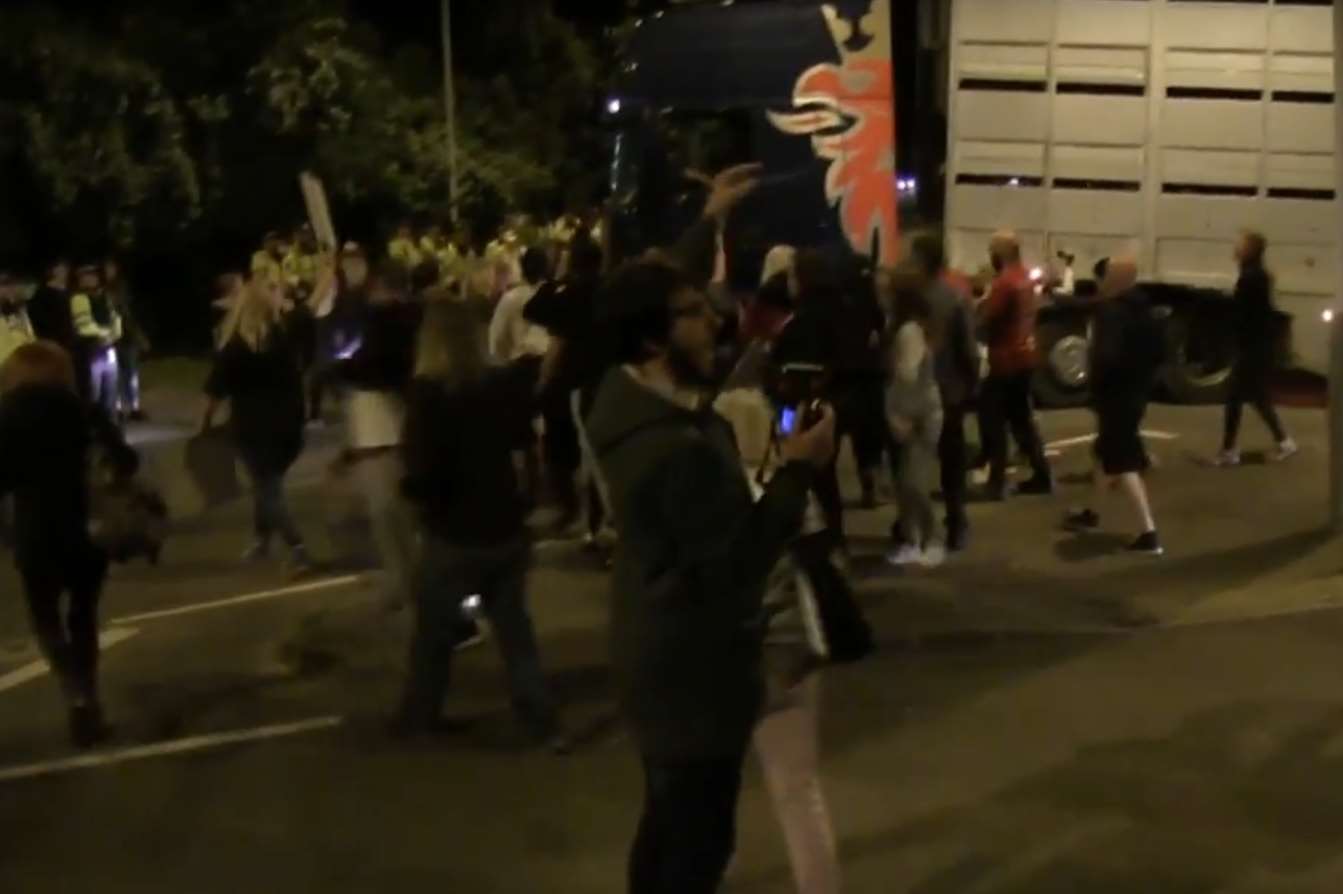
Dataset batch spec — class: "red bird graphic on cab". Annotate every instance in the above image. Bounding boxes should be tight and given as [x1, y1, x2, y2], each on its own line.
[769, 1, 898, 266]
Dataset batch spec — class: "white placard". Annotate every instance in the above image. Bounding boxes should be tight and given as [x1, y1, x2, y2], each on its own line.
[300, 171, 338, 252]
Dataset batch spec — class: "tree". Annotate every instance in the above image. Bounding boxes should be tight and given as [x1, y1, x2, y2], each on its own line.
[0, 8, 219, 253]
[249, 16, 556, 222]
[0, 0, 612, 351]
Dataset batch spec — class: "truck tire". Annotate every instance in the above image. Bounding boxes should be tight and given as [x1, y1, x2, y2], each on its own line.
[1033, 321, 1091, 408]
[1160, 313, 1234, 404]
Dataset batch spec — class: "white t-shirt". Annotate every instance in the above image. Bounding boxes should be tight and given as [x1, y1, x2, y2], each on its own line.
[345, 390, 405, 450]
[488, 283, 551, 362]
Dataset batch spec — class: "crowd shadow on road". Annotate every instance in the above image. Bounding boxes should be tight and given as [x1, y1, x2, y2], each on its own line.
[1052, 531, 1132, 563]
[818, 634, 1109, 765]
[1080, 526, 1333, 605]
[790, 701, 1343, 893]
[124, 671, 305, 743]
[1181, 447, 1272, 468]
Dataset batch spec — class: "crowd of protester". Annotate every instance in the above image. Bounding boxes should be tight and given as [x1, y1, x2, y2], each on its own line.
[0, 159, 1306, 892]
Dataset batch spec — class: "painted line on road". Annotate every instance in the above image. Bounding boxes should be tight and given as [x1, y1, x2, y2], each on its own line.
[1046, 429, 1180, 451]
[0, 715, 343, 784]
[109, 575, 363, 625]
[0, 628, 140, 695]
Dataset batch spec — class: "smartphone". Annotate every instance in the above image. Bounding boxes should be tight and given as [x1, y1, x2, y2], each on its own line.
[778, 400, 822, 437]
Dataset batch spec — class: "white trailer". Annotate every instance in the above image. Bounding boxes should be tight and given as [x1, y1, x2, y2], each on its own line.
[944, 0, 1337, 399]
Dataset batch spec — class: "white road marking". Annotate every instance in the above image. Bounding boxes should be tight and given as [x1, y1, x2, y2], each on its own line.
[0, 628, 140, 695]
[1046, 429, 1180, 451]
[109, 576, 363, 625]
[0, 715, 343, 784]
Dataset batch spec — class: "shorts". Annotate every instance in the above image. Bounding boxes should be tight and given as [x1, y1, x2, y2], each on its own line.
[1094, 399, 1148, 476]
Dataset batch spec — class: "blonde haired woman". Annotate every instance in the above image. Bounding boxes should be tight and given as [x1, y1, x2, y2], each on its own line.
[395, 300, 564, 748]
[202, 278, 312, 574]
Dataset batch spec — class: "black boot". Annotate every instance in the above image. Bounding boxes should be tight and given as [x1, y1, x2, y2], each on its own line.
[69, 703, 112, 750]
[946, 519, 970, 553]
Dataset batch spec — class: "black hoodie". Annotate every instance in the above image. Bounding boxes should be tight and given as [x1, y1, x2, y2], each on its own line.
[586, 366, 812, 759]
[0, 385, 137, 560]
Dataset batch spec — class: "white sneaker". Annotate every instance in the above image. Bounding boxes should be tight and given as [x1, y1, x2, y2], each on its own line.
[886, 544, 924, 567]
[1213, 449, 1241, 467]
[1273, 438, 1299, 462]
[919, 544, 947, 569]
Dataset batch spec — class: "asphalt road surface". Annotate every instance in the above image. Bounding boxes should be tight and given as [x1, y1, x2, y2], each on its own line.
[3, 402, 1343, 893]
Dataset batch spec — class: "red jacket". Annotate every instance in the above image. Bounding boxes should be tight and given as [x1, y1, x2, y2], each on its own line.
[979, 263, 1039, 375]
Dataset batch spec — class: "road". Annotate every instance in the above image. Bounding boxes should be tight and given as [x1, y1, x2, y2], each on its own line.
[2, 400, 1343, 892]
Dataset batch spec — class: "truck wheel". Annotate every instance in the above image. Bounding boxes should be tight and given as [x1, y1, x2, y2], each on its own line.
[1033, 321, 1091, 408]
[1161, 313, 1234, 404]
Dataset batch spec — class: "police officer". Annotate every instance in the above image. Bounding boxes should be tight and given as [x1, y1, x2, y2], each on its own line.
[70, 264, 123, 415]
[251, 231, 288, 288]
[0, 271, 35, 368]
[388, 222, 423, 271]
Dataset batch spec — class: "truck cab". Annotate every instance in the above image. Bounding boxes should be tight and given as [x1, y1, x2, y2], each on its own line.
[607, 0, 902, 289]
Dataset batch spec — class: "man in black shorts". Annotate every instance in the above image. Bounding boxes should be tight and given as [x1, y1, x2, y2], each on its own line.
[1064, 256, 1165, 555]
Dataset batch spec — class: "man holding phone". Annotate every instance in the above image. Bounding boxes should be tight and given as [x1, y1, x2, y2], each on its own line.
[586, 164, 837, 894]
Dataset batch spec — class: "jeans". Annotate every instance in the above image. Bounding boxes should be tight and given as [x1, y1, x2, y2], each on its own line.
[895, 414, 943, 548]
[754, 676, 839, 894]
[398, 535, 555, 732]
[1223, 365, 1286, 450]
[981, 371, 1050, 488]
[544, 399, 581, 522]
[353, 451, 418, 607]
[939, 404, 969, 535]
[249, 469, 304, 549]
[834, 376, 887, 497]
[88, 346, 119, 417]
[19, 543, 108, 704]
[629, 753, 747, 894]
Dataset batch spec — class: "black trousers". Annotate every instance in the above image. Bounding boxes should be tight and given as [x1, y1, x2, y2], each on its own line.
[939, 404, 969, 532]
[19, 542, 108, 703]
[835, 375, 887, 474]
[543, 401, 581, 521]
[629, 753, 746, 894]
[981, 371, 1050, 488]
[1223, 364, 1286, 450]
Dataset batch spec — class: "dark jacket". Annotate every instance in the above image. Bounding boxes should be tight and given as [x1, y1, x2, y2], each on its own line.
[0, 384, 137, 561]
[1233, 262, 1279, 374]
[830, 282, 886, 379]
[336, 301, 422, 393]
[205, 329, 306, 476]
[926, 277, 980, 408]
[586, 366, 812, 759]
[771, 304, 836, 374]
[524, 277, 606, 401]
[401, 362, 538, 546]
[1090, 287, 1164, 405]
